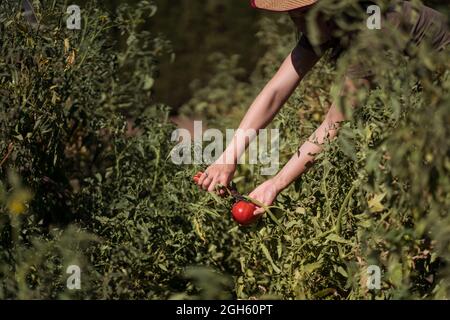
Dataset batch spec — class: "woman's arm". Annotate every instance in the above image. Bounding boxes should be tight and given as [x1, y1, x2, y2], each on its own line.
[249, 77, 363, 214]
[249, 102, 344, 213]
[198, 52, 320, 192]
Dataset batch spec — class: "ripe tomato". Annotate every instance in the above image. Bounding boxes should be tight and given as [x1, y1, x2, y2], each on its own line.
[231, 201, 259, 225]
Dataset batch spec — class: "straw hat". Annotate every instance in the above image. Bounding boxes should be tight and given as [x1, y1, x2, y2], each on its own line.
[251, 0, 318, 12]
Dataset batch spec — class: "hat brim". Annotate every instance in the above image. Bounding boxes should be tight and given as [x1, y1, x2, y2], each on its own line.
[251, 0, 317, 12]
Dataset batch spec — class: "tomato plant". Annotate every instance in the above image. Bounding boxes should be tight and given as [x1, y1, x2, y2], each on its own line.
[0, 0, 448, 301]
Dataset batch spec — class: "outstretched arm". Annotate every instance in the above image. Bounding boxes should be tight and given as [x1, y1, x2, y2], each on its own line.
[249, 77, 363, 214]
[198, 52, 320, 192]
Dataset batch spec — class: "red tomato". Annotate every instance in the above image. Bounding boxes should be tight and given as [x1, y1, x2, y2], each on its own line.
[231, 201, 259, 225]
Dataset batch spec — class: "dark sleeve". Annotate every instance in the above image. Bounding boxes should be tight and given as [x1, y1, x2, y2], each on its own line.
[290, 36, 323, 77]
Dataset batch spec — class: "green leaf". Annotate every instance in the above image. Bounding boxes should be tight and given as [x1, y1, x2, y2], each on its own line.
[143, 75, 154, 90]
[302, 261, 322, 274]
[368, 192, 386, 213]
[337, 266, 348, 278]
[260, 243, 281, 274]
[326, 234, 352, 245]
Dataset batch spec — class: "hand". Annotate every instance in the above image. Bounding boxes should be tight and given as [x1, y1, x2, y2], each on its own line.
[197, 160, 236, 194]
[248, 179, 282, 216]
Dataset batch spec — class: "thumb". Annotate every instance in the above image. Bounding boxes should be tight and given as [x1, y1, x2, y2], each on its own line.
[253, 206, 265, 216]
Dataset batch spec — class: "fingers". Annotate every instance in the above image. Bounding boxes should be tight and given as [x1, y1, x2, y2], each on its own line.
[197, 171, 212, 190]
[193, 172, 202, 184]
[207, 175, 229, 193]
[197, 171, 208, 186]
[253, 206, 265, 216]
[207, 177, 218, 192]
[201, 175, 213, 190]
[195, 162, 236, 195]
[216, 174, 230, 192]
[248, 183, 278, 216]
[248, 191, 263, 215]
[198, 171, 216, 191]
[196, 170, 232, 194]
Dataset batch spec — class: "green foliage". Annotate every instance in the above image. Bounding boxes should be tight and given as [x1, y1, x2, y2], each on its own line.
[181, 0, 450, 299]
[0, 0, 448, 300]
